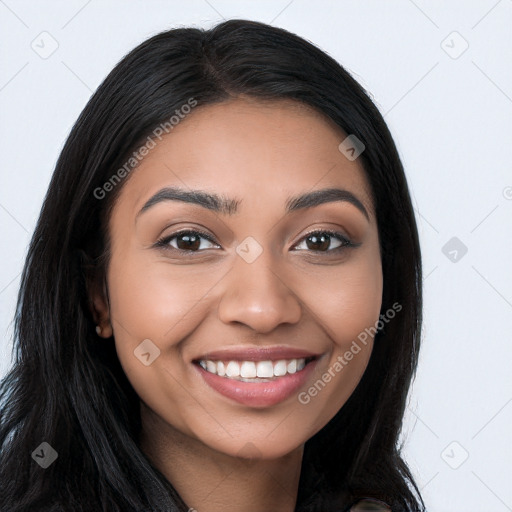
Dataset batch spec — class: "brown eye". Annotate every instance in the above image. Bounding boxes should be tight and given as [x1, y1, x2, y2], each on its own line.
[157, 230, 220, 252]
[305, 233, 331, 251]
[175, 232, 201, 251]
[294, 231, 351, 252]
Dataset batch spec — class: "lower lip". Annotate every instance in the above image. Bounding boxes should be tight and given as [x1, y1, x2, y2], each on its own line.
[195, 359, 319, 408]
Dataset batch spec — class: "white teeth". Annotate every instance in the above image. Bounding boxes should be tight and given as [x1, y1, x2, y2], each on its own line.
[198, 357, 309, 380]
[273, 360, 287, 377]
[287, 359, 297, 374]
[225, 361, 240, 377]
[256, 360, 274, 378]
[240, 361, 257, 378]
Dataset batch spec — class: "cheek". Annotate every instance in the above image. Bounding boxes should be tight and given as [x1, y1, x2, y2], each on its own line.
[107, 251, 216, 341]
[283, 252, 383, 433]
[318, 272, 382, 345]
[104, 252, 215, 413]
[297, 253, 383, 348]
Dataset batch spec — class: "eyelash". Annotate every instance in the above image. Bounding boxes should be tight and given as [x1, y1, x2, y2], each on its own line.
[154, 228, 356, 255]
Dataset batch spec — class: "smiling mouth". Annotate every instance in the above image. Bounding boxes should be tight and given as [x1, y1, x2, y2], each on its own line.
[194, 356, 317, 382]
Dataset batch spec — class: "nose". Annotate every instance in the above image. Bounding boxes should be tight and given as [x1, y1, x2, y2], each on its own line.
[217, 251, 302, 334]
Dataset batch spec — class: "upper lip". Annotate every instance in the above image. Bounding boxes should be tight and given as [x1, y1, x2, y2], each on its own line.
[193, 346, 321, 362]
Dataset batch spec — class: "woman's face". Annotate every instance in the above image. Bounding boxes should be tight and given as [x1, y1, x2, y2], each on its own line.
[98, 97, 382, 460]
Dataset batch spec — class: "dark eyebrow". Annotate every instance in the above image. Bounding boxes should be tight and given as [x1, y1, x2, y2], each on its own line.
[137, 186, 369, 221]
[137, 187, 241, 218]
[285, 187, 370, 220]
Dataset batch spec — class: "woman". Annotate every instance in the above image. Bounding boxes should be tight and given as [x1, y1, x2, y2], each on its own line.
[0, 19, 424, 512]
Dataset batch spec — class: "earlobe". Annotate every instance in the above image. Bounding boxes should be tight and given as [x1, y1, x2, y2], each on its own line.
[94, 322, 113, 338]
[89, 276, 113, 338]
[95, 324, 113, 338]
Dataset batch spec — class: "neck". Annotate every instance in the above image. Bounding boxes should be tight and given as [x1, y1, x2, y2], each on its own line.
[139, 403, 303, 512]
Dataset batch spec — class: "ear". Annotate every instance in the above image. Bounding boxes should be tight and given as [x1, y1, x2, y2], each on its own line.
[88, 274, 113, 339]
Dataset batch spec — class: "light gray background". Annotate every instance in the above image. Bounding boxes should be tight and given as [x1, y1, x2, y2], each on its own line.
[1, 1, 511, 511]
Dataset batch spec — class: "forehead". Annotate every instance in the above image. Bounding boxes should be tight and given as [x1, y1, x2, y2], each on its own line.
[114, 97, 374, 219]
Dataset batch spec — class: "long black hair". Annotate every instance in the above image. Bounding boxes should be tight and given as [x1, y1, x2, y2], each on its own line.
[0, 19, 424, 512]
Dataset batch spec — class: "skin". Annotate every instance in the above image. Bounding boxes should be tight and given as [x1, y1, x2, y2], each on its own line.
[92, 96, 383, 512]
